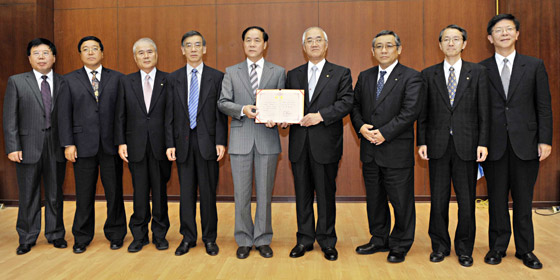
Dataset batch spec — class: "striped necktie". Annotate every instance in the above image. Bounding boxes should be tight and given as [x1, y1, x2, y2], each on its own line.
[250, 63, 258, 94]
[189, 69, 199, 129]
[376, 71, 386, 99]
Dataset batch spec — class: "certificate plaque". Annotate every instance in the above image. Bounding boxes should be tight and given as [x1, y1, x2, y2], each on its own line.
[255, 89, 304, 124]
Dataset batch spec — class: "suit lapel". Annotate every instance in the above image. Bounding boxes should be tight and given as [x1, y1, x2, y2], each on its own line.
[433, 63, 452, 111]
[52, 73, 61, 110]
[507, 53, 525, 103]
[452, 62, 472, 109]
[373, 63, 401, 111]
[175, 69, 189, 117]
[309, 61, 333, 106]
[78, 68, 96, 100]
[98, 67, 112, 100]
[131, 71, 147, 114]
[298, 65, 310, 108]
[485, 56, 507, 101]
[197, 65, 212, 115]
[24, 72, 45, 112]
[260, 61, 274, 89]
[237, 61, 255, 103]
[148, 70, 165, 114]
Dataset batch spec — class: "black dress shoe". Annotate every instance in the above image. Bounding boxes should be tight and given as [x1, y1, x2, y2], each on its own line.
[387, 250, 406, 263]
[16, 243, 35, 255]
[236, 246, 252, 259]
[73, 243, 87, 254]
[110, 240, 124, 250]
[322, 247, 338, 261]
[458, 255, 473, 267]
[484, 250, 506, 265]
[256, 245, 273, 258]
[515, 252, 543, 269]
[153, 238, 169, 250]
[356, 242, 389, 255]
[48, 238, 68, 249]
[289, 244, 313, 258]
[205, 242, 219, 256]
[128, 239, 149, 253]
[175, 241, 196, 256]
[429, 251, 449, 262]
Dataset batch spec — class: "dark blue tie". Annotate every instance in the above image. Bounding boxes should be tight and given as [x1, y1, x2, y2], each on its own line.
[376, 71, 387, 99]
[189, 69, 199, 129]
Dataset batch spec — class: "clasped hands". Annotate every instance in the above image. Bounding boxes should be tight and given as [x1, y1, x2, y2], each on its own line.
[360, 124, 385, 145]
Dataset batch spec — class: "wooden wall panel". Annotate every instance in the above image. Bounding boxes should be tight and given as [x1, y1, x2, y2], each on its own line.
[54, 0, 116, 9]
[118, 0, 214, 7]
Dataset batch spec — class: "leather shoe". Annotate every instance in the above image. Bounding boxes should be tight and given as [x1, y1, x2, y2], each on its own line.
[16, 243, 35, 255]
[153, 238, 169, 250]
[205, 242, 219, 256]
[387, 250, 406, 263]
[73, 243, 87, 254]
[236, 246, 252, 259]
[322, 247, 338, 261]
[256, 245, 273, 258]
[429, 251, 449, 262]
[484, 250, 506, 265]
[356, 242, 389, 255]
[175, 241, 196, 256]
[289, 244, 313, 258]
[48, 238, 68, 249]
[128, 239, 149, 253]
[458, 255, 473, 267]
[515, 252, 542, 269]
[110, 240, 123, 250]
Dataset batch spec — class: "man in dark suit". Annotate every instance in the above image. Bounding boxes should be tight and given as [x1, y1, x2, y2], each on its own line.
[480, 14, 552, 270]
[417, 25, 489, 267]
[166, 31, 227, 256]
[114, 38, 171, 253]
[351, 30, 423, 263]
[3, 38, 67, 254]
[58, 36, 127, 254]
[285, 27, 353, 261]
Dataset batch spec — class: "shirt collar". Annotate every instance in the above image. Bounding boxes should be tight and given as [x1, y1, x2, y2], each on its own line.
[443, 59, 462, 72]
[140, 67, 157, 82]
[186, 63, 204, 75]
[378, 60, 398, 78]
[308, 59, 326, 74]
[85, 65, 103, 80]
[247, 57, 264, 70]
[33, 69, 53, 82]
[495, 50, 516, 66]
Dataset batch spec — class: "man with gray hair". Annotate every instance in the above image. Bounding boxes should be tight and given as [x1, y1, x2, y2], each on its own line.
[114, 37, 171, 253]
[351, 30, 423, 263]
[286, 26, 353, 261]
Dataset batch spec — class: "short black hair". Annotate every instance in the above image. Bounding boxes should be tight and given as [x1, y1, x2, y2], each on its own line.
[372, 30, 401, 47]
[181, 30, 207, 47]
[78, 36, 104, 52]
[487, 14, 520, 35]
[242, 26, 268, 42]
[27, 38, 57, 56]
[439, 24, 467, 42]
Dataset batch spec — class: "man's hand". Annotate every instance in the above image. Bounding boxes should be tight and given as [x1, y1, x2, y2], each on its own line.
[216, 145, 226, 161]
[265, 120, 276, 128]
[118, 144, 129, 163]
[371, 129, 385, 145]
[279, 122, 289, 129]
[418, 145, 429, 160]
[538, 143, 552, 161]
[300, 112, 323, 127]
[7, 151, 22, 163]
[166, 148, 176, 161]
[359, 124, 375, 143]
[65, 145, 77, 162]
[243, 105, 259, 119]
[476, 146, 488, 162]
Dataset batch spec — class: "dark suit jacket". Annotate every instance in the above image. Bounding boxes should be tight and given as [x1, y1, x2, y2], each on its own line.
[3, 71, 67, 163]
[114, 70, 168, 162]
[417, 61, 490, 161]
[480, 53, 552, 161]
[165, 64, 228, 162]
[351, 63, 423, 168]
[59, 67, 124, 157]
[286, 61, 354, 164]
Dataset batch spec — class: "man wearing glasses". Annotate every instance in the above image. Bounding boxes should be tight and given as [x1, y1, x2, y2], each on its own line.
[480, 14, 552, 269]
[351, 30, 423, 263]
[417, 25, 489, 267]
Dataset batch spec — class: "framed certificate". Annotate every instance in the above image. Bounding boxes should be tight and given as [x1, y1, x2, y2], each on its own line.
[255, 89, 304, 124]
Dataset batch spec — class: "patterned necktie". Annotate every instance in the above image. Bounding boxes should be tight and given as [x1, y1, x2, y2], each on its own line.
[376, 71, 387, 99]
[448, 67, 457, 106]
[501, 58, 511, 97]
[40, 75, 52, 128]
[250, 63, 258, 94]
[144, 75, 152, 111]
[189, 69, 199, 129]
[308, 65, 318, 101]
[91, 70, 100, 102]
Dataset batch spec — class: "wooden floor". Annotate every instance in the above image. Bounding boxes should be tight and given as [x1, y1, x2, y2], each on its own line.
[0, 201, 558, 279]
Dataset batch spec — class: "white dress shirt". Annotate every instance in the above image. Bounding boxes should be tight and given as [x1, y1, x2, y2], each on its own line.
[32, 69, 53, 97]
[495, 50, 516, 76]
[378, 60, 399, 83]
[443, 59, 462, 82]
[140, 67, 157, 93]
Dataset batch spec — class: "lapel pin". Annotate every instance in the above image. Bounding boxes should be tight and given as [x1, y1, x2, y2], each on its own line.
[161, 83, 164, 86]
[466, 77, 470, 80]
[326, 75, 330, 78]
[395, 78, 398, 81]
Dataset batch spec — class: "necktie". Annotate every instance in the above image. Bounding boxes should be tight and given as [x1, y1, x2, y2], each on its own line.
[448, 67, 457, 106]
[143, 75, 152, 111]
[308, 65, 318, 101]
[40, 75, 52, 128]
[189, 69, 199, 129]
[376, 71, 387, 99]
[250, 63, 258, 94]
[501, 58, 511, 97]
[91, 70, 100, 102]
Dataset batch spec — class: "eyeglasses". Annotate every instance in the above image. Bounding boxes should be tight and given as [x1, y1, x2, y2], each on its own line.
[305, 38, 324, 45]
[492, 26, 516, 35]
[31, 51, 52, 57]
[373, 43, 397, 50]
[184, 43, 203, 50]
[442, 37, 463, 44]
[81, 47, 100, 53]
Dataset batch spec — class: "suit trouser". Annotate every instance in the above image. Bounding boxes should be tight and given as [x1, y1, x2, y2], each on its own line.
[72, 145, 126, 244]
[363, 160, 415, 253]
[428, 136, 477, 256]
[291, 137, 338, 249]
[177, 128, 219, 243]
[482, 137, 539, 254]
[128, 138, 171, 241]
[16, 129, 66, 244]
[230, 145, 278, 247]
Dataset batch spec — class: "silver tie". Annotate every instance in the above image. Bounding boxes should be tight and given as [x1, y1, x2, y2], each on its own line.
[308, 65, 318, 101]
[501, 58, 511, 97]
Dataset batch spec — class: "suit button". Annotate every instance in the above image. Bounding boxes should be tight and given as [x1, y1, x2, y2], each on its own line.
[147, 117, 150, 120]
[506, 107, 509, 110]
[95, 109, 99, 112]
[41, 128, 45, 131]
